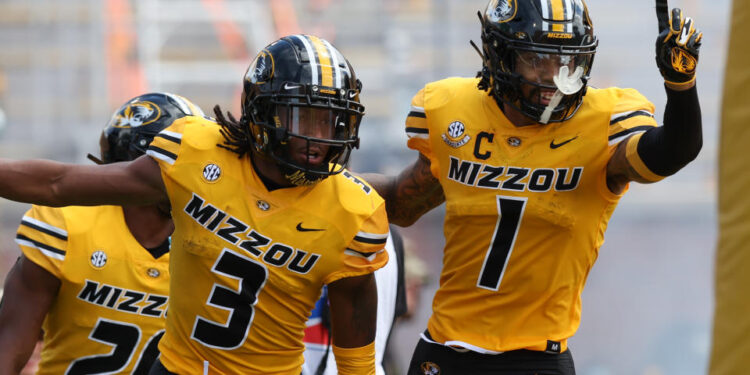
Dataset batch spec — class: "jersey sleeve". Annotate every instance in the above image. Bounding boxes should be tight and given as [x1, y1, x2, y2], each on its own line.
[15, 205, 69, 278]
[405, 87, 435, 152]
[607, 88, 659, 151]
[324, 202, 390, 285]
[146, 117, 189, 169]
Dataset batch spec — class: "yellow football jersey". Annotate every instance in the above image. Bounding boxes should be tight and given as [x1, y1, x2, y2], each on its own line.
[146, 116, 389, 374]
[16, 205, 170, 374]
[406, 77, 657, 354]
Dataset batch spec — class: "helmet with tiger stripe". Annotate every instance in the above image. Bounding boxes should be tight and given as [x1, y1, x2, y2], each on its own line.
[99, 92, 204, 163]
[241, 34, 365, 186]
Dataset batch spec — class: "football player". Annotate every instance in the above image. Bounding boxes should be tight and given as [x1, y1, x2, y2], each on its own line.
[361, 0, 703, 373]
[0, 92, 203, 374]
[0, 34, 388, 375]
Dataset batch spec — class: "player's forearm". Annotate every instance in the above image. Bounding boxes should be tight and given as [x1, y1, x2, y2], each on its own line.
[361, 156, 444, 227]
[0, 159, 72, 206]
[328, 274, 377, 347]
[0, 259, 51, 375]
[0, 157, 165, 207]
[637, 85, 702, 177]
[328, 273, 378, 374]
[0, 343, 34, 375]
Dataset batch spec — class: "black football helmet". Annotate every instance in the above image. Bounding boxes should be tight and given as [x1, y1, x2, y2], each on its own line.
[97, 92, 204, 163]
[241, 34, 365, 186]
[478, 0, 597, 124]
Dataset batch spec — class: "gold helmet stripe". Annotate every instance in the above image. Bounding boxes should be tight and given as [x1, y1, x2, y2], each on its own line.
[550, 0, 565, 31]
[309, 35, 334, 88]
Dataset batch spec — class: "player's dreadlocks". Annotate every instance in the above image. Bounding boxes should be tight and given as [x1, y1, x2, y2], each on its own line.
[214, 104, 252, 158]
[469, 34, 492, 93]
[476, 67, 492, 92]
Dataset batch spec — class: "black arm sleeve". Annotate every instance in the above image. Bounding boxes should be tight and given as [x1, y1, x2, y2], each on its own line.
[636, 85, 702, 176]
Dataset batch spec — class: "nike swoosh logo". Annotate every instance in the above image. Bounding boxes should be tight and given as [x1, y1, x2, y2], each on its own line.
[549, 136, 578, 149]
[284, 83, 302, 90]
[296, 222, 324, 232]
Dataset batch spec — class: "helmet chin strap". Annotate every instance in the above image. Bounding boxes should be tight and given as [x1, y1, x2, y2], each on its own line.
[539, 66, 584, 124]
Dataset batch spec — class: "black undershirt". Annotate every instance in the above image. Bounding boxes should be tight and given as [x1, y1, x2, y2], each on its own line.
[146, 238, 170, 259]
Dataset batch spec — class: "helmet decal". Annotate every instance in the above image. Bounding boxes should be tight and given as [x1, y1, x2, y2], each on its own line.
[112, 101, 161, 128]
[248, 50, 274, 84]
[99, 93, 203, 163]
[487, 0, 517, 23]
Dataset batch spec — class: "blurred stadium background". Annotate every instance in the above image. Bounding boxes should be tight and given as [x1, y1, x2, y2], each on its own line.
[0, 0, 727, 373]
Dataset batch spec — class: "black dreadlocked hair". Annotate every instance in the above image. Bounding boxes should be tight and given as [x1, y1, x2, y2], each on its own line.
[469, 37, 492, 93]
[214, 104, 252, 158]
[476, 67, 492, 92]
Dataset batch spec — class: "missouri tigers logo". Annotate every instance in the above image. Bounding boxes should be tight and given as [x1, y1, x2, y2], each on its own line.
[112, 101, 161, 128]
[670, 47, 697, 75]
[420, 362, 441, 375]
[247, 50, 274, 84]
[486, 0, 516, 22]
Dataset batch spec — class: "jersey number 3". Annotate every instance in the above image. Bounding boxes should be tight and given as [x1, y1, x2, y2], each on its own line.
[477, 196, 527, 291]
[192, 248, 268, 349]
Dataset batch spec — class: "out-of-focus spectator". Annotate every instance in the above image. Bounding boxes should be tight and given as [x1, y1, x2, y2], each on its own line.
[401, 247, 429, 320]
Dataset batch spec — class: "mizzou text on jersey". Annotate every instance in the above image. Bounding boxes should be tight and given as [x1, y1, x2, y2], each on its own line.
[405, 77, 657, 353]
[16, 205, 170, 374]
[146, 115, 389, 374]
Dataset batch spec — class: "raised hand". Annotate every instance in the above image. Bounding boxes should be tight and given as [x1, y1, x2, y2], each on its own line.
[655, 0, 702, 88]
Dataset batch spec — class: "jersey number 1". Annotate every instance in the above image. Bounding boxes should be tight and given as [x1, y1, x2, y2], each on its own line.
[477, 196, 527, 291]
